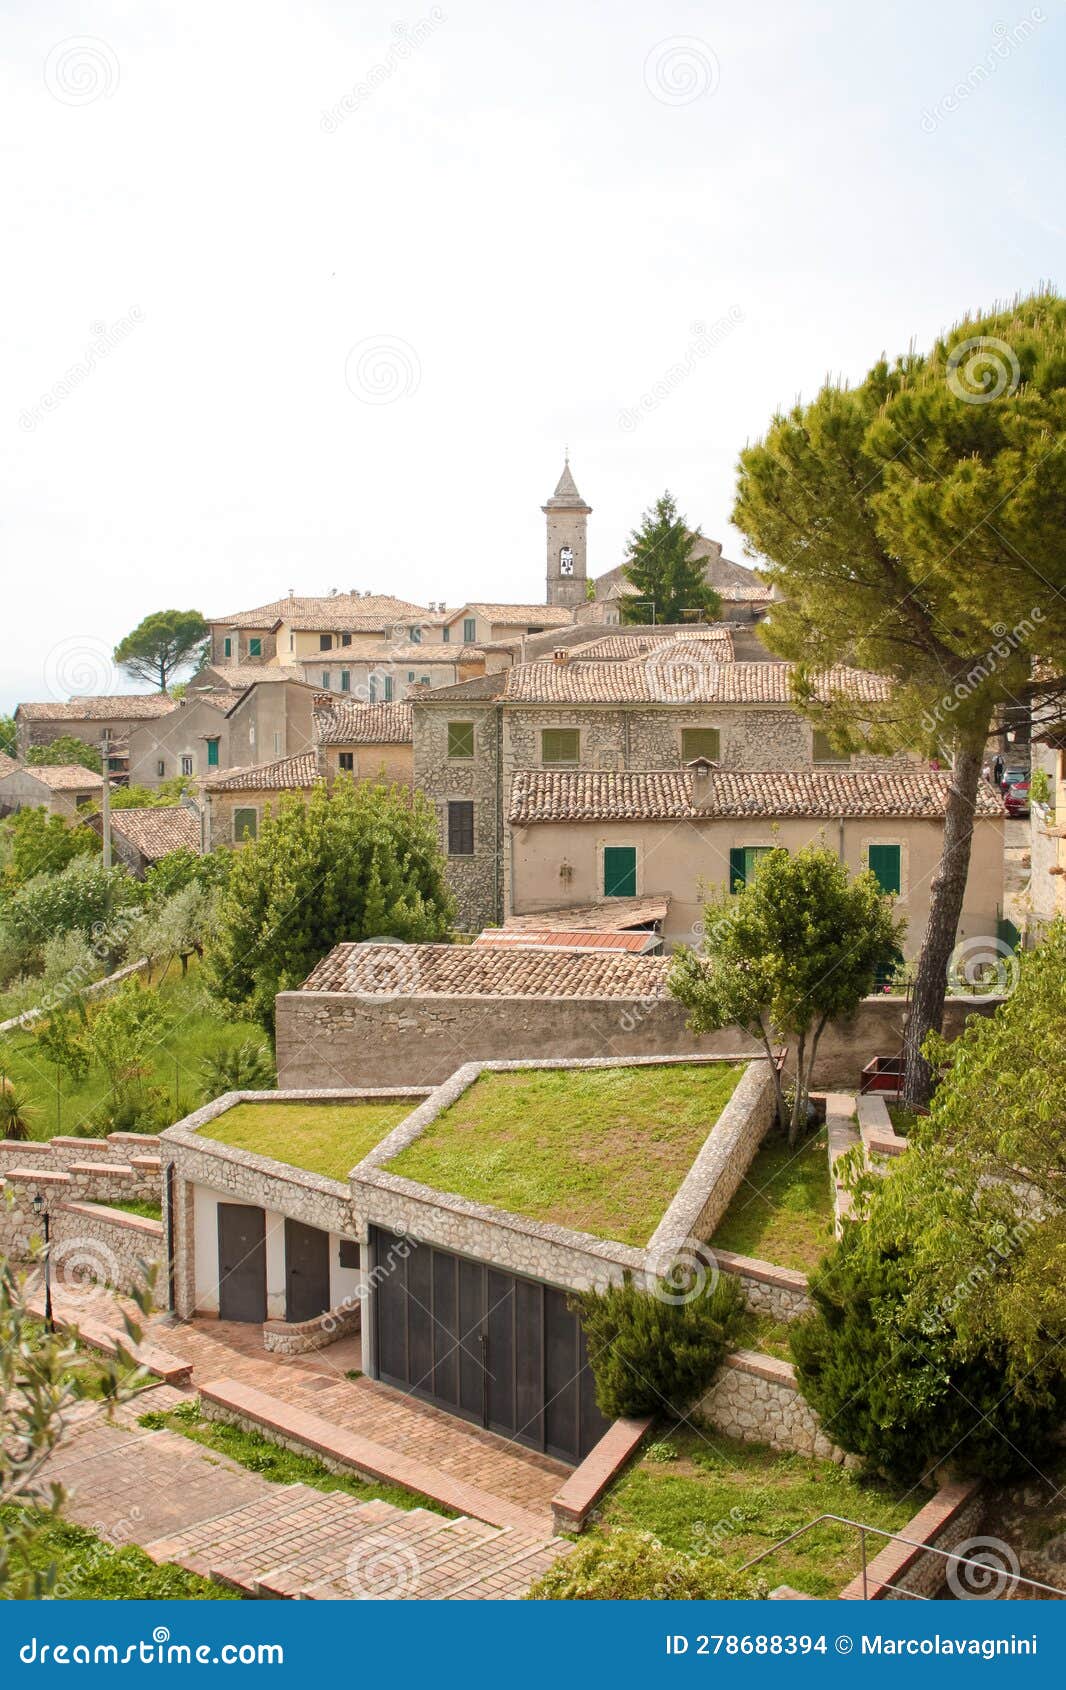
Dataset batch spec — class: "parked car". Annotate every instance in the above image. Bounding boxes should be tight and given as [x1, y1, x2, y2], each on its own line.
[1004, 778, 1030, 818]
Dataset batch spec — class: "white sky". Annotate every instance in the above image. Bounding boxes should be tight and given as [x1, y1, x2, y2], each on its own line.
[2, 0, 1063, 708]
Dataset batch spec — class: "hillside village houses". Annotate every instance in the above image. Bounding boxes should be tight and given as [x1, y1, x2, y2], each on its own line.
[7, 459, 1009, 957]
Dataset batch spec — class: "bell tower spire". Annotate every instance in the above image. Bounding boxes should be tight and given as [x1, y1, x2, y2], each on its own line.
[543, 455, 591, 609]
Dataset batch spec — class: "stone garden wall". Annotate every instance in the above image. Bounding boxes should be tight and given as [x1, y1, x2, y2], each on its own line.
[696, 1349, 843, 1462]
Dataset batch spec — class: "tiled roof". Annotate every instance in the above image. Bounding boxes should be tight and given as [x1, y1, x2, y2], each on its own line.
[203, 752, 321, 793]
[15, 694, 179, 722]
[209, 594, 437, 632]
[194, 666, 302, 690]
[450, 604, 575, 628]
[305, 644, 481, 665]
[2, 763, 104, 791]
[502, 897, 669, 932]
[509, 767, 1006, 824]
[0, 752, 17, 780]
[301, 942, 673, 1000]
[473, 928, 660, 954]
[314, 701, 413, 745]
[571, 628, 735, 663]
[501, 657, 889, 706]
[108, 806, 201, 860]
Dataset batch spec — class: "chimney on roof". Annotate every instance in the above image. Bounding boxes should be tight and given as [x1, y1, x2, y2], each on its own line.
[552, 648, 571, 665]
[686, 756, 718, 808]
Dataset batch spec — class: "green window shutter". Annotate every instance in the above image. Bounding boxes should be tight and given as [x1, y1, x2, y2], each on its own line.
[463, 617, 476, 643]
[442, 625, 450, 643]
[384, 676, 394, 702]
[206, 739, 219, 767]
[448, 721, 475, 758]
[223, 637, 232, 657]
[681, 727, 721, 763]
[603, 846, 637, 898]
[340, 670, 351, 692]
[368, 676, 377, 703]
[729, 847, 747, 893]
[249, 637, 262, 657]
[868, 844, 902, 896]
[233, 808, 257, 842]
[542, 728, 579, 764]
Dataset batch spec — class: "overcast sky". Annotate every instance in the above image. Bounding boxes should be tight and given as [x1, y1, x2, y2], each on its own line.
[2, 0, 1063, 709]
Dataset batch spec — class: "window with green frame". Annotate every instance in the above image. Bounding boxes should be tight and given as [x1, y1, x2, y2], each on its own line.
[248, 637, 262, 658]
[463, 617, 476, 643]
[681, 727, 721, 763]
[541, 727, 579, 765]
[223, 636, 232, 658]
[340, 670, 351, 692]
[384, 675, 394, 702]
[868, 843, 902, 896]
[233, 808, 257, 843]
[206, 738, 219, 767]
[729, 845, 773, 893]
[603, 845, 637, 897]
[448, 721, 474, 758]
[813, 729, 848, 763]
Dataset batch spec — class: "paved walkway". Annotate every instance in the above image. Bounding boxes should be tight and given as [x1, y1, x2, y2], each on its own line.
[824, 1091, 860, 1234]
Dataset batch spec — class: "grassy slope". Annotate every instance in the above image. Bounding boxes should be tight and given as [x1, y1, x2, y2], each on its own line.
[0, 960, 264, 1139]
[387, 1063, 745, 1248]
[710, 1126, 833, 1272]
[0, 1508, 236, 1600]
[200, 1100, 414, 1181]
[603, 1426, 917, 1598]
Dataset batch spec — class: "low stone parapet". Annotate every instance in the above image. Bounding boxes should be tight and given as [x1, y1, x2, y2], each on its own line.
[695, 1348, 842, 1462]
[711, 1249, 811, 1320]
[856, 1092, 908, 1160]
[837, 1479, 984, 1599]
[262, 1301, 361, 1355]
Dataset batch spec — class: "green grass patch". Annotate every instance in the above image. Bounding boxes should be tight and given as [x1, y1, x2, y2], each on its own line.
[710, 1127, 833, 1272]
[0, 960, 266, 1140]
[735, 1310, 794, 1362]
[138, 1398, 455, 1515]
[886, 1104, 922, 1136]
[386, 1062, 745, 1247]
[0, 1506, 235, 1600]
[601, 1424, 917, 1598]
[200, 1099, 416, 1181]
[88, 1198, 162, 1221]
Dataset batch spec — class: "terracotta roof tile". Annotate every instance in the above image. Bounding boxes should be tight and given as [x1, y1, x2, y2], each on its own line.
[203, 752, 321, 793]
[502, 897, 669, 931]
[451, 604, 575, 627]
[508, 767, 1006, 823]
[473, 929, 660, 954]
[15, 695, 179, 722]
[0, 752, 17, 780]
[210, 594, 438, 632]
[571, 628, 735, 663]
[313, 701, 413, 745]
[2, 763, 104, 791]
[301, 942, 673, 1000]
[107, 807, 201, 860]
[501, 657, 888, 706]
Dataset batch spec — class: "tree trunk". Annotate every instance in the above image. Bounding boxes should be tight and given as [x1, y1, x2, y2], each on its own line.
[901, 732, 989, 1108]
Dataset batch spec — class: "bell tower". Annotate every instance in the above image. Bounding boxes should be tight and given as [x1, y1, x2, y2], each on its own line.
[543, 457, 591, 609]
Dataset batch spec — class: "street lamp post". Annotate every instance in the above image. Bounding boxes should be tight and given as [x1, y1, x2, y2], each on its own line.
[31, 1190, 54, 1334]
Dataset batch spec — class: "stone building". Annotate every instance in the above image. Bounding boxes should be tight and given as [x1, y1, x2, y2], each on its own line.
[0, 761, 103, 819]
[313, 699, 414, 786]
[86, 804, 201, 876]
[128, 676, 319, 787]
[13, 694, 179, 779]
[543, 459, 592, 610]
[204, 592, 447, 671]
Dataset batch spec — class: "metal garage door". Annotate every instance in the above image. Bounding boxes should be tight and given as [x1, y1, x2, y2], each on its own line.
[370, 1226, 609, 1464]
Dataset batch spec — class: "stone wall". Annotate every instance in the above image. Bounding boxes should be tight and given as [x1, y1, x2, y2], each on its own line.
[411, 699, 502, 930]
[837, 1481, 985, 1600]
[276, 986, 1001, 1093]
[647, 1061, 776, 1265]
[696, 1349, 842, 1461]
[0, 1181, 162, 1296]
[712, 1249, 812, 1320]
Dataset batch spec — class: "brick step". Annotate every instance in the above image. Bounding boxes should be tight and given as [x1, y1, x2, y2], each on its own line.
[144, 1482, 327, 1567]
[256, 1505, 463, 1598]
[178, 1487, 361, 1579]
[410, 1524, 567, 1602]
[302, 1518, 566, 1601]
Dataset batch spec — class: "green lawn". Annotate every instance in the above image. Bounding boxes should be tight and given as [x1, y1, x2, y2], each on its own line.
[386, 1062, 745, 1247]
[887, 1103, 923, 1136]
[138, 1398, 455, 1516]
[0, 961, 265, 1140]
[200, 1099, 416, 1181]
[735, 1309, 794, 1362]
[710, 1126, 833, 1272]
[0, 1507, 235, 1600]
[601, 1425, 917, 1598]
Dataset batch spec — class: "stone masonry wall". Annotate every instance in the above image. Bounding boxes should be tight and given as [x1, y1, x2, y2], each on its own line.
[648, 1061, 776, 1265]
[696, 1350, 843, 1462]
[411, 700, 501, 931]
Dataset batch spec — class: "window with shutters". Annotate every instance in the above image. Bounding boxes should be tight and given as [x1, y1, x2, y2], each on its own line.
[384, 676, 394, 702]
[813, 729, 848, 763]
[409, 626, 422, 643]
[321, 671, 330, 689]
[206, 738, 219, 767]
[442, 625, 450, 643]
[448, 800, 474, 855]
[340, 670, 351, 692]
[542, 727, 579, 765]
[233, 808, 258, 843]
[223, 637, 232, 658]
[463, 617, 476, 643]
[180, 754, 193, 777]
[681, 727, 721, 763]
[867, 843, 902, 896]
[368, 675, 377, 703]
[339, 752, 354, 772]
[448, 721, 475, 759]
[729, 845, 773, 893]
[248, 637, 262, 658]
[603, 845, 637, 898]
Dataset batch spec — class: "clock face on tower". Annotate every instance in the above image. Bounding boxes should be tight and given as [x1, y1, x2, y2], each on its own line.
[559, 547, 574, 576]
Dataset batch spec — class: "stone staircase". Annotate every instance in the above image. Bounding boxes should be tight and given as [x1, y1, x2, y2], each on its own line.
[144, 1482, 569, 1600]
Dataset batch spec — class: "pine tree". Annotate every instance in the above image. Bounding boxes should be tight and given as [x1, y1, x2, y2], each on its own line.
[620, 492, 722, 624]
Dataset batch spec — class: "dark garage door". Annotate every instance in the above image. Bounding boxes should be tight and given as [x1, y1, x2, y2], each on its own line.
[285, 1218, 331, 1323]
[370, 1226, 609, 1464]
[217, 1203, 267, 1323]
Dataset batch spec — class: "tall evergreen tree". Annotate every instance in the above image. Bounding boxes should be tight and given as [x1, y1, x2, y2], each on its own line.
[732, 291, 1066, 1105]
[113, 609, 208, 690]
[620, 492, 722, 624]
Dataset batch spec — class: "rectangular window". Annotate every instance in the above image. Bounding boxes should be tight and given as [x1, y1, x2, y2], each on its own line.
[421, 675, 430, 687]
[223, 637, 232, 658]
[729, 845, 772, 893]
[233, 807, 258, 842]
[448, 800, 474, 855]
[384, 675, 394, 702]
[542, 727, 579, 765]
[339, 752, 354, 772]
[681, 727, 721, 763]
[180, 754, 194, 777]
[442, 625, 450, 643]
[463, 617, 476, 643]
[868, 843, 902, 896]
[321, 671, 331, 689]
[273, 731, 282, 757]
[340, 669, 351, 693]
[448, 721, 475, 759]
[289, 633, 294, 651]
[248, 637, 262, 658]
[341, 632, 351, 647]
[156, 759, 165, 778]
[603, 845, 637, 898]
[368, 675, 377, 704]
[320, 634, 333, 651]
[407, 671, 415, 683]
[813, 729, 848, 763]
[409, 626, 422, 643]
[207, 738, 219, 767]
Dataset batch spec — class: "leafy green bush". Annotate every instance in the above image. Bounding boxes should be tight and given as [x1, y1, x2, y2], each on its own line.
[3, 807, 98, 885]
[527, 1529, 767, 1600]
[6, 856, 135, 949]
[200, 1038, 276, 1095]
[572, 1272, 744, 1420]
